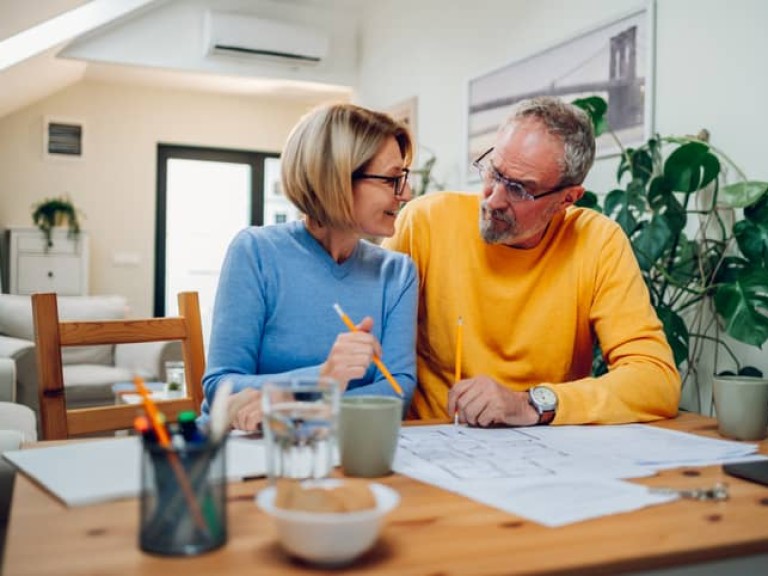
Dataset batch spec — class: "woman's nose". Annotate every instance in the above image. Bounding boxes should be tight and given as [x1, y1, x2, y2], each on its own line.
[399, 181, 414, 202]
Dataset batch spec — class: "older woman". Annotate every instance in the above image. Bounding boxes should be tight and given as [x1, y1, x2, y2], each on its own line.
[200, 103, 417, 431]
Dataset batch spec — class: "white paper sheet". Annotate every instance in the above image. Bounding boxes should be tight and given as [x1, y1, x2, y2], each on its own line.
[3, 435, 267, 507]
[393, 424, 760, 527]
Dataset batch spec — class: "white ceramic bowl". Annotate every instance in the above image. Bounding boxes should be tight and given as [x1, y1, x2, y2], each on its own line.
[256, 480, 400, 566]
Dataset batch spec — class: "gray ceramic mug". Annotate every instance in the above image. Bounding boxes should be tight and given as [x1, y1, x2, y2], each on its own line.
[339, 396, 403, 477]
[713, 375, 768, 441]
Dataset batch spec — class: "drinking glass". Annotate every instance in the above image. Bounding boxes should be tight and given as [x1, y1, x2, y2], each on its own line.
[261, 377, 340, 483]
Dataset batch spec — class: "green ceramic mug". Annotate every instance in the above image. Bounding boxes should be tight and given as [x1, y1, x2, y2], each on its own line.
[339, 396, 403, 477]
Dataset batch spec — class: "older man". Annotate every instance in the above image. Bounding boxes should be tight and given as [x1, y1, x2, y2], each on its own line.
[383, 96, 680, 427]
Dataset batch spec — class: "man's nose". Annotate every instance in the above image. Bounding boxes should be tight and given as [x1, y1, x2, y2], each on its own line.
[484, 180, 508, 210]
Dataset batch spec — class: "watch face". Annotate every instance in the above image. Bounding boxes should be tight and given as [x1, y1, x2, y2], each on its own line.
[530, 386, 557, 409]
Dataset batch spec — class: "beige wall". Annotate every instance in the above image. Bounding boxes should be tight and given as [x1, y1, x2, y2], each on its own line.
[0, 81, 323, 315]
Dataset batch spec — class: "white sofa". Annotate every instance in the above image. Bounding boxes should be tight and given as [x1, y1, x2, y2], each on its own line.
[0, 357, 36, 444]
[0, 294, 181, 433]
[1, 357, 36, 563]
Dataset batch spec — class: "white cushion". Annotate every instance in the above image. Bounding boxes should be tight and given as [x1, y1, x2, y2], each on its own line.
[62, 364, 135, 405]
[0, 402, 37, 444]
[0, 294, 128, 366]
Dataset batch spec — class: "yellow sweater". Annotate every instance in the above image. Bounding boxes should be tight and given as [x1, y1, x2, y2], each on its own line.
[382, 192, 681, 424]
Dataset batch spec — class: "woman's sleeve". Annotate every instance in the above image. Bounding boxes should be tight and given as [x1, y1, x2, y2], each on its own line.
[344, 258, 418, 411]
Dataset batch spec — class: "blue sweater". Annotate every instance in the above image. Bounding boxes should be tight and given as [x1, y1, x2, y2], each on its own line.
[199, 221, 418, 419]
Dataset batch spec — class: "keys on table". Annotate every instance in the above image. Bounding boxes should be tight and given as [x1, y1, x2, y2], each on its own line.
[651, 482, 730, 502]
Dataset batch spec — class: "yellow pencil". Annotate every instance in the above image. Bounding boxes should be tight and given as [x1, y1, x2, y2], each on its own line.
[332, 303, 404, 397]
[455, 316, 463, 383]
[454, 316, 463, 426]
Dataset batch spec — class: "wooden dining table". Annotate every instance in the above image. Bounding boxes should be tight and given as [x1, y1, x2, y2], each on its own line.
[3, 413, 768, 575]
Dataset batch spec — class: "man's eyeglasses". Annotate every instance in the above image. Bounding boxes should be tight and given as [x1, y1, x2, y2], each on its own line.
[353, 168, 411, 197]
[473, 147, 570, 203]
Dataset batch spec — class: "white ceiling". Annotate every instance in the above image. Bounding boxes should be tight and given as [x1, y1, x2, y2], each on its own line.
[0, 0, 361, 119]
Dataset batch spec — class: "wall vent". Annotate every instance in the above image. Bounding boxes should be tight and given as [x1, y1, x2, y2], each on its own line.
[44, 117, 84, 159]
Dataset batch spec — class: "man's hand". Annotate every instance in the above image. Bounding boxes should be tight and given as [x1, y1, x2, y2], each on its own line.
[320, 316, 381, 391]
[227, 388, 263, 432]
[447, 375, 539, 427]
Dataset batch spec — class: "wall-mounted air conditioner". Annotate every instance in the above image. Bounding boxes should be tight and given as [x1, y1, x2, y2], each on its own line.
[204, 11, 329, 65]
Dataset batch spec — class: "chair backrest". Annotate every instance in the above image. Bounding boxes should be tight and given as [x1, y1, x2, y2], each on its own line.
[32, 291, 206, 440]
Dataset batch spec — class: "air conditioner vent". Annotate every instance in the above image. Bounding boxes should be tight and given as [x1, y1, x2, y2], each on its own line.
[205, 11, 329, 66]
[212, 44, 322, 63]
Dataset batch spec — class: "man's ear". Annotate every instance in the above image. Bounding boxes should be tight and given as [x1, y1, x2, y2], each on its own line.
[562, 186, 585, 207]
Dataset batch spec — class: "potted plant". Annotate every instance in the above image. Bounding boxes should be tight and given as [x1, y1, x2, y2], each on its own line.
[573, 96, 768, 413]
[31, 195, 82, 248]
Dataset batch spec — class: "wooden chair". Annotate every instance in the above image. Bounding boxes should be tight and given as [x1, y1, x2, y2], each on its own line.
[32, 291, 206, 440]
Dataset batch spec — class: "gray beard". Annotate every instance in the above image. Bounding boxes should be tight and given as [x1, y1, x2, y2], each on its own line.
[479, 201, 517, 244]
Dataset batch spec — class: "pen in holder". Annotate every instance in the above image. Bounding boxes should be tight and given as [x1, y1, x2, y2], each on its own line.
[139, 436, 227, 556]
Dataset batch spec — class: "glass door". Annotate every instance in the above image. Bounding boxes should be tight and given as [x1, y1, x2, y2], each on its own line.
[156, 145, 278, 348]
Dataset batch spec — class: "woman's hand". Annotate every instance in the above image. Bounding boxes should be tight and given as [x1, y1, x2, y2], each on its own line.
[320, 316, 381, 391]
[227, 388, 263, 432]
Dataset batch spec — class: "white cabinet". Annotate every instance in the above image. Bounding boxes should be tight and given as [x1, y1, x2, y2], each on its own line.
[5, 228, 89, 295]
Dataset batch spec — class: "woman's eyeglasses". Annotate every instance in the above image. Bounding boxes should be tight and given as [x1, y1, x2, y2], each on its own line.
[353, 168, 411, 197]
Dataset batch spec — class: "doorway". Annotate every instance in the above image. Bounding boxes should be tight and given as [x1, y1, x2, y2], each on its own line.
[155, 145, 284, 348]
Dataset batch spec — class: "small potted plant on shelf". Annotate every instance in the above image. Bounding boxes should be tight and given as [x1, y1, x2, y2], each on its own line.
[31, 195, 83, 248]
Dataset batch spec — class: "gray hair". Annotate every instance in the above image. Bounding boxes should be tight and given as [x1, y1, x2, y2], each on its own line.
[507, 96, 595, 186]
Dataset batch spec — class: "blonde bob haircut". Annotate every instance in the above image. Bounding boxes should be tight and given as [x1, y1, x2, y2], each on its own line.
[281, 102, 413, 230]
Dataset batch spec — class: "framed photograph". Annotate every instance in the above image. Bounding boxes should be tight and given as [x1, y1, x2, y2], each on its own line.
[466, 3, 654, 179]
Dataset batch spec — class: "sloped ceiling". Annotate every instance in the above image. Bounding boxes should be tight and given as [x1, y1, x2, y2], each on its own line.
[0, 0, 359, 119]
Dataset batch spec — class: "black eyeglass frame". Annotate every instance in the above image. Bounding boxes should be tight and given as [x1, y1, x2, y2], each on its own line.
[352, 168, 411, 198]
[473, 147, 572, 202]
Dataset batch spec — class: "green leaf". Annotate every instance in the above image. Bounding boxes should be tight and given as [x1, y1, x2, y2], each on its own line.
[664, 235, 699, 286]
[718, 181, 768, 208]
[745, 189, 768, 223]
[647, 176, 669, 210]
[714, 265, 768, 347]
[572, 96, 607, 137]
[575, 190, 601, 212]
[734, 220, 768, 268]
[617, 148, 635, 183]
[663, 142, 721, 193]
[655, 304, 689, 367]
[633, 215, 673, 271]
[647, 176, 686, 234]
[631, 149, 654, 185]
[604, 188, 644, 236]
[590, 341, 608, 377]
[715, 256, 749, 284]
[738, 366, 764, 377]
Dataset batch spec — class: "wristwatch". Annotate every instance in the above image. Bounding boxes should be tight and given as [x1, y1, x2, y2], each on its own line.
[528, 385, 557, 425]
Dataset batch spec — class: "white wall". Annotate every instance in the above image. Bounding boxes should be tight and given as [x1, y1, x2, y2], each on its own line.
[0, 81, 323, 315]
[356, 0, 642, 189]
[355, 0, 768, 192]
[354, 0, 768, 403]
